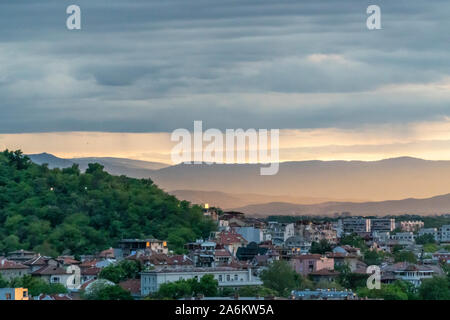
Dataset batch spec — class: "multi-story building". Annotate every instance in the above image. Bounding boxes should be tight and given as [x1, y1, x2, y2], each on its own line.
[140, 266, 262, 296]
[371, 218, 396, 233]
[418, 228, 439, 241]
[267, 222, 295, 246]
[439, 225, 450, 243]
[118, 239, 168, 257]
[390, 232, 415, 245]
[342, 218, 371, 234]
[234, 226, 264, 244]
[399, 221, 424, 232]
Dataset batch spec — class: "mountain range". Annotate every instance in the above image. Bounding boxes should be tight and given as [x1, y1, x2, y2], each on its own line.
[27, 153, 450, 216]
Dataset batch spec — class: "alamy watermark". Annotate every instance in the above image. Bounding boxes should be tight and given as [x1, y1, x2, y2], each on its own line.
[366, 265, 381, 289]
[171, 121, 280, 176]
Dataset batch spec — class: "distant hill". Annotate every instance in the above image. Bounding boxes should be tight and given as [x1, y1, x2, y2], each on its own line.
[27, 154, 450, 215]
[169, 190, 347, 209]
[148, 157, 450, 202]
[28, 153, 169, 178]
[1, 150, 214, 256]
[231, 193, 450, 217]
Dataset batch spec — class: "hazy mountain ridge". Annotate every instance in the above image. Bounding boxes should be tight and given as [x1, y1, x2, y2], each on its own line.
[231, 193, 450, 217]
[26, 153, 450, 216]
[28, 153, 169, 178]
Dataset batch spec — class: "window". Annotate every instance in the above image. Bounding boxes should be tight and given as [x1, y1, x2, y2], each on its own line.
[226, 275, 230, 281]
[234, 274, 238, 281]
[218, 275, 223, 282]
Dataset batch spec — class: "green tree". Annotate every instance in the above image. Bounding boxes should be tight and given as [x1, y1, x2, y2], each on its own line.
[394, 251, 417, 263]
[363, 249, 385, 266]
[85, 284, 133, 300]
[260, 260, 309, 297]
[418, 276, 450, 300]
[415, 233, 436, 245]
[310, 239, 332, 254]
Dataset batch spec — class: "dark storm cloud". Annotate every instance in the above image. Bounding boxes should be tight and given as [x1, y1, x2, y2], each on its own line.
[0, 0, 449, 133]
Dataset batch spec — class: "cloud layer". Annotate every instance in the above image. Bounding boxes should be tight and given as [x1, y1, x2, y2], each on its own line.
[0, 0, 449, 134]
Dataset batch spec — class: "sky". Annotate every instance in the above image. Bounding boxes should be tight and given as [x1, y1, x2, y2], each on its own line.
[1, 0, 450, 163]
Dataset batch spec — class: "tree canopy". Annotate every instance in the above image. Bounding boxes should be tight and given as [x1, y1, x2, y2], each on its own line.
[0, 150, 216, 256]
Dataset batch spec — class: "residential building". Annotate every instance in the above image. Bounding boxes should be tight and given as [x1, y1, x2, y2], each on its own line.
[371, 218, 396, 233]
[390, 232, 415, 245]
[31, 265, 72, 286]
[418, 228, 439, 241]
[267, 222, 295, 246]
[6, 250, 37, 263]
[234, 226, 264, 244]
[290, 254, 334, 276]
[381, 262, 434, 287]
[0, 258, 30, 281]
[140, 266, 262, 296]
[0, 288, 29, 300]
[440, 225, 450, 243]
[215, 231, 248, 257]
[342, 218, 371, 234]
[117, 238, 168, 257]
[399, 221, 424, 232]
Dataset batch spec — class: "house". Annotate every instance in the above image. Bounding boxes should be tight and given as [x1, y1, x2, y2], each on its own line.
[81, 267, 101, 283]
[290, 254, 334, 276]
[236, 242, 269, 261]
[118, 239, 168, 256]
[215, 231, 248, 257]
[326, 252, 366, 272]
[119, 279, 141, 299]
[24, 255, 57, 272]
[98, 248, 116, 259]
[141, 266, 262, 296]
[0, 258, 30, 281]
[267, 222, 295, 246]
[381, 262, 434, 287]
[31, 265, 72, 286]
[6, 250, 37, 263]
[0, 288, 29, 300]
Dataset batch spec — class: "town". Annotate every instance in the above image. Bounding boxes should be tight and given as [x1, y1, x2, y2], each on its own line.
[1, 206, 449, 300]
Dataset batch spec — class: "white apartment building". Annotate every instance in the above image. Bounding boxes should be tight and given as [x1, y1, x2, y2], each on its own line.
[418, 228, 439, 241]
[371, 218, 396, 233]
[342, 218, 371, 234]
[140, 266, 262, 296]
[390, 232, 415, 245]
[267, 222, 294, 246]
[440, 225, 450, 243]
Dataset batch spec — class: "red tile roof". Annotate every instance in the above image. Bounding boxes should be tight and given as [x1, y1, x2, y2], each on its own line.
[119, 279, 141, 295]
[216, 232, 248, 246]
[32, 265, 67, 275]
[0, 258, 29, 270]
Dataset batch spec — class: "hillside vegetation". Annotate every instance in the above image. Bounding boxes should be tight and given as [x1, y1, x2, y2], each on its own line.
[0, 150, 215, 256]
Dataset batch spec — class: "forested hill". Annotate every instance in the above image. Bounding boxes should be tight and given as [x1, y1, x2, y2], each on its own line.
[0, 150, 216, 256]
